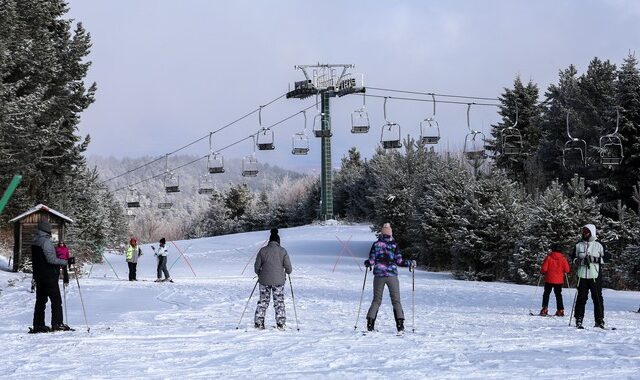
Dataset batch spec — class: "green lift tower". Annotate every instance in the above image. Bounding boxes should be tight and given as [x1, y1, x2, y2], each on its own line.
[286, 64, 365, 220]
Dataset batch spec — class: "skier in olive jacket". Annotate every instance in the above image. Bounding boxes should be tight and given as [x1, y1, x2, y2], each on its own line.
[539, 243, 570, 316]
[254, 228, 292, 330]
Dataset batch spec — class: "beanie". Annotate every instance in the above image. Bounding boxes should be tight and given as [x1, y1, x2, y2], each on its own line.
[381, 223, 392, 236]
[37, 220, 52, 234]
[550, 243, 563, 253]
[269, 228, 280, 244]
[159, 237, 166, 245]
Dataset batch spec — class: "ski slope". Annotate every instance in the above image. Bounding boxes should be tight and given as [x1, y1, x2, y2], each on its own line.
[1, 223, 639, 379]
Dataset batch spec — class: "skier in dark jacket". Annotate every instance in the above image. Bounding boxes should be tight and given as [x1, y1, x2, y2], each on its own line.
[539, 243, 570, 316]
[364, 223, 416, 333]
[31, 220, 72, 333]
[254, 228, 292, 330]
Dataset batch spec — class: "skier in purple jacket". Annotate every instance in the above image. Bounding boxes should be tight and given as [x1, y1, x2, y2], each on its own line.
[364, 223, 416, 333]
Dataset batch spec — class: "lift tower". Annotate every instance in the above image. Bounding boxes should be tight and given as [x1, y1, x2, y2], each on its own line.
[287, 64, 365, 220]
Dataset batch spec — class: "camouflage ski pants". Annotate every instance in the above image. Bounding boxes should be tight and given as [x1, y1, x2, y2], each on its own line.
[254, 284, 286, 325]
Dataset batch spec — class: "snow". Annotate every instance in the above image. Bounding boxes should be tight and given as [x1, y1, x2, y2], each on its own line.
[0, 224, 639, 379]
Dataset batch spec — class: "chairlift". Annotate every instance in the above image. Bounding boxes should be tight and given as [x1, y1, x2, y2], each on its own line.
[420, 94, 440, 144]
[501, 102, 523, 155]
[380, 97, 402, 149]
[126, 209, 136, 221]
[208, 152, 225, 174]
[599, 108, 624, 166]
[242, 154, 259, 177]
[157, 194, 173, 210]
[313, 94, 332, 138]
[207, 134, 225, 173]
[292, 111, 310, 155]
[164, 173, 180, 193]
[351, 92, 370, 134]
[242, 137, 259, 177]
[463, 103, 487, 161]
[125, 188, 140, 208]
[198, 175, 215, 195]
[562, 111, 587, 170]
[256, 106, 275, 150]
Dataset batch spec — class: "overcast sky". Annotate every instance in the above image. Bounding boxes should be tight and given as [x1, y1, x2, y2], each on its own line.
[66, 0, 640, 172]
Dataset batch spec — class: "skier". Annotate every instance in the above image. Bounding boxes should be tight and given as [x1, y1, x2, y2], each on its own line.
[254, 228, 292, 330]
[364, 223, 416, 333]
[571, 224, 606, 329]
[152, 238, 172, 282]
[125, 237, 143, 281]
[55, 241, 70, 288]
[539, 243, 570, 316]
[30, 220, 73, 333]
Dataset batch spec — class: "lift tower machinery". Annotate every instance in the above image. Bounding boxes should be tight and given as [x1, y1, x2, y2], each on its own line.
[287, 64, 365, 220]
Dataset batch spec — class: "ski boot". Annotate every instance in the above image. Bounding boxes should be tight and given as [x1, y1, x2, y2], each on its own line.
[594, 320, 605, 329]
[575, 318, 584, 329]
[163, 278, 174, 283]
[554, 309, 565, 317]
[29, 325, 51, 334]
[255, 319, 265, 330]
[539, 307, 548, 316]
[276, 322, 286, 331]
[396, 319, 405, 333]
[52, 324, 73, 331]
[154, 278, 163, 282]
[366, 318, 376, 332]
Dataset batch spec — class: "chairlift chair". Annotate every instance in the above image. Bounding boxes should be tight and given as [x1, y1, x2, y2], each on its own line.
[351, 92, 370, 133]
[242, 154, 259, 177]
[463, 104, 487, 161]
[165, 174, 180, 193]
[208, 152, 225, 174]
[562, 110, 587, 170]
[380, 97, 402, 149]
[599, 108, 623, 166]
[198, 175, 215, 195]
[420, 118, 440, 145]
[126, 209, 136, 220]
[563, 138, 587, 170]
[501, 127, 523, 155]
[256, 128, 275, 150]
[157, 194, 173, 209]
[292, 132, 309, 155]
[313, 112, 332, 138]
[464, 131, 487, 160]
[125, 188, 140, 208]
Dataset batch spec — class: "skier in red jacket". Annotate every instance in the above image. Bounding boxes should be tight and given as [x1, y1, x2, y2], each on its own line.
[540, 243, 571, 316]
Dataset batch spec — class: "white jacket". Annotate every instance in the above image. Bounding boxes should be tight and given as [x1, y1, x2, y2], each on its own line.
[156, 245, 168, 257]
[574, 224, 604, 279]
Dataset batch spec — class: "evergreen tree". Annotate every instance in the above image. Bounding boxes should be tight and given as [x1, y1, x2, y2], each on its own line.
[334, 147, 369, 220]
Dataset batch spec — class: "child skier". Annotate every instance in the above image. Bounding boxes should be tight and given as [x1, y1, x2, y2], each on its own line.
[55, 241, 70, 287]
[539, 243, 570, 316]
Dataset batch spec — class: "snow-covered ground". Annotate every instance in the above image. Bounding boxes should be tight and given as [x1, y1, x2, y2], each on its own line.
[0, 224, 638, 379]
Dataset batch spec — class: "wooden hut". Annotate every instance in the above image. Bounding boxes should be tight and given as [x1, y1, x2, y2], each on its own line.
[9, 204, 74, 272]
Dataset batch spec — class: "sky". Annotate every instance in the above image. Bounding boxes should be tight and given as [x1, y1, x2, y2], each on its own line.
[66, 0, 640, 173]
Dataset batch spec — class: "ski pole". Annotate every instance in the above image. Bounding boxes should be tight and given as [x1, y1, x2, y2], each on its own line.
[63, 282, 68, 324]
[354, 266, 369, 331]
[528, 273, 543, 315]
[412, 265, 415, 333]
[288, 274, 300, 331]
[569, 276, 581, 326]
[236, 279, 259, 330]
[72, 264, 90, 333]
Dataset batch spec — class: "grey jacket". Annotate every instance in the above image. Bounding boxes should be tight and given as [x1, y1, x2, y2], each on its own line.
[33, 230, 67, 266]
[254, 241, 292, 286]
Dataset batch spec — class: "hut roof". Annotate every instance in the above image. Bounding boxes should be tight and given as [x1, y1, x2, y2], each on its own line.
[9, 204, 74, 224]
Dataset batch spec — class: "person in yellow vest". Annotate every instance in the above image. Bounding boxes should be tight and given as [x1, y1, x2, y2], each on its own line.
[126, 238, 143, 281]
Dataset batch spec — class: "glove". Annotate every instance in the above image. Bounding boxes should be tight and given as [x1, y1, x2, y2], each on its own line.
[409, 260, 417, 272]
[67, 257, 75, 265]
[588, 256, 601, 264]
[151, 246, 156, 251]
[364, 260, 372, 268]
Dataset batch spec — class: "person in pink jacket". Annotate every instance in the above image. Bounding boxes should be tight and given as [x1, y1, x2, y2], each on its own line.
[539, 243, 570, 316]
[55, 241, 70, 287]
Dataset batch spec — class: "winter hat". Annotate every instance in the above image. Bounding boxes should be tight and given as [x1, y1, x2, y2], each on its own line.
[130, 238, 137, 246]
[550, 243, 563, 252]
[381, 223, 392, 236]
[269, 228, 280, 244]
[159, 237, 166, 245]
[37, 220, 52, 234]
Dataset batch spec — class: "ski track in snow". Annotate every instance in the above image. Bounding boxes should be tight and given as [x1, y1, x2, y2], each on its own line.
[0, 224, 638, 379]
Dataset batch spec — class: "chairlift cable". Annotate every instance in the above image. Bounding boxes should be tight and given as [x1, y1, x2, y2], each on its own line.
[363, 94, 499, 107]
[367, 86, 499, 102]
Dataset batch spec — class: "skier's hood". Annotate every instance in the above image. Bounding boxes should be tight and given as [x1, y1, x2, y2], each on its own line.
[583, 224, 597, 242]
